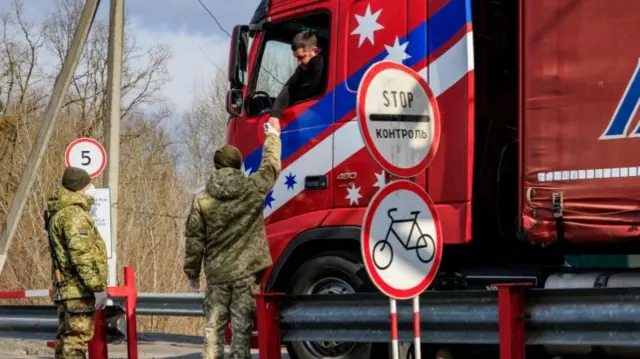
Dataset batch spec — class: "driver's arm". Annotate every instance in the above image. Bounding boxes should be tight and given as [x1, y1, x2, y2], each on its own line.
[271, 56, 324, 119]
[270, 68, 299, 119]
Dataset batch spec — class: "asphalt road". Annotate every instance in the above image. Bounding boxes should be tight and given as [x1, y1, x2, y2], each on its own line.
[0, 339, 290, 358]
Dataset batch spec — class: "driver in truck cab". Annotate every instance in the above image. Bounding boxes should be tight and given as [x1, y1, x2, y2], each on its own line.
[267, 30, 325, 124]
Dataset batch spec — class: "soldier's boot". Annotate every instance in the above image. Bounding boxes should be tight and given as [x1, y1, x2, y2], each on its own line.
[55, 349, 86, 359]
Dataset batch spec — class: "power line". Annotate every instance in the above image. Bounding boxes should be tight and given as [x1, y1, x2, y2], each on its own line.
[195, 0, 231, 37]
[194, 0, 284, 86]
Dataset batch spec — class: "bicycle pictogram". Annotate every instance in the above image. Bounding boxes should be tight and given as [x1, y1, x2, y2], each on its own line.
[372, 208, 435, 270]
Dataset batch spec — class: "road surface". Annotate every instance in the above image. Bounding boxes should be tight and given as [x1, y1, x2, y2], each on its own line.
[0, 339, 290, 358]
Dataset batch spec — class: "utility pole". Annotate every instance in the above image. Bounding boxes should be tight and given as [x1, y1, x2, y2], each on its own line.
[0, 0, 102, 277]
[104, 0, 124, 287]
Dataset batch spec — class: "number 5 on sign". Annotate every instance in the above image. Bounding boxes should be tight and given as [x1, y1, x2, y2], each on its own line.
[65, 138, 107, 178]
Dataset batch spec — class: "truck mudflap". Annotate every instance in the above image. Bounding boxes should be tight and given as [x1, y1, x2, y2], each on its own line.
[521, 0, 640, 245]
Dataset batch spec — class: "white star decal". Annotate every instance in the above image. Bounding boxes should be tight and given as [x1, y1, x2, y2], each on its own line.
[384, 37, 411, 63]
[242, 162, 252, 177]
[351, 4, 384, 47]
[345, 183, 363, 206]
[373, 171, 386, 189]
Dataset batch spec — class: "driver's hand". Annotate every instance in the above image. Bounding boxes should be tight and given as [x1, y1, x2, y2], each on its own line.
[268, 117, 281, 132]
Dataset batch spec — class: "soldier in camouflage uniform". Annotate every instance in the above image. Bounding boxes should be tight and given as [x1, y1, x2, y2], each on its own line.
[184, 118, 282, 359]
[45, 167, 109, 359]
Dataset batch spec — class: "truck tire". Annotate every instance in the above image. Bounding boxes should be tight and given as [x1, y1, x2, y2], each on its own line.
[285, 251, 373, 359]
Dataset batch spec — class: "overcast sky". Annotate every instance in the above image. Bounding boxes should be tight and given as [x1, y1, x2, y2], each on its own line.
[5, 0, 261, 112]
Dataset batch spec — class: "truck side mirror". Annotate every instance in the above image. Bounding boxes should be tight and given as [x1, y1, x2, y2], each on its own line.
[228, 25, 249, 89]
[226, 89, 243, 117]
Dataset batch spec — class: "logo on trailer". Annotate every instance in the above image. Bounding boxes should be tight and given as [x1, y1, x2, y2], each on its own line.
[356, 60, 441, 178]
[360, 180, 443, 300]
[599, 58, 640, 140]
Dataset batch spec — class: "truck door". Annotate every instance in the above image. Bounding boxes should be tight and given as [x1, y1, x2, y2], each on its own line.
[330, 0, 475, 245]
[332, 0, 416, 209]
[242, 5, 336, 225]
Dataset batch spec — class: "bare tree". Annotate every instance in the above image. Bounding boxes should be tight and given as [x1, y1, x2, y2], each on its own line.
[44, 0, 172, 138]
[176, 67, 229, 190]
[0, 0, 201, 335]
[0, 0, 48, 165]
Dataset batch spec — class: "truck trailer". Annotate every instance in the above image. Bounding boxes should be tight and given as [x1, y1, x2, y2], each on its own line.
[222, 0, 640, 358]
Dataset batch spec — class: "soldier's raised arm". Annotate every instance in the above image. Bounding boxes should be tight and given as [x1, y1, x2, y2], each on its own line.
[250, 121, 282, 196]
[63, 213, 106, 293]
[183, 194, 206, 281]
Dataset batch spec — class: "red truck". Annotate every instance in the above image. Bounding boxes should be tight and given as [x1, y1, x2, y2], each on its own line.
[224, 0, 640, 358]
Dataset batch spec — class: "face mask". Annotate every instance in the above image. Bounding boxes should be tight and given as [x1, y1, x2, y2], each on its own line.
[85, 184, 96, 197]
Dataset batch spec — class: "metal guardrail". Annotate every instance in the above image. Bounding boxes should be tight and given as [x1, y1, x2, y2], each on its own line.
[276, 287, 640, 346]
[0, 305, 59, 341]
[279, 290, 497, 344]
[131, 293, 205, 316]
[129, 287, 640, 346]
[0, 305, 126, 341]
[1, 287, 639, 347]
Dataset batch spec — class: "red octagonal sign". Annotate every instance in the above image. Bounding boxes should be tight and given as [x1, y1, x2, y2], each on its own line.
[356, 61, 441, 178]
[361, 180, 443, 300]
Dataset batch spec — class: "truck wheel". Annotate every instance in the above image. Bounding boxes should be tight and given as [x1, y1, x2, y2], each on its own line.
[285, 251, 372, 359]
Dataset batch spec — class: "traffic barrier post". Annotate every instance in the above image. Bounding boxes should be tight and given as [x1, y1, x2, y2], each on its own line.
[256, 292, 283, 359]
[107, 266, 139, 359]
[88, 309, 108, 358]
[496, 283, 531, 359]
[0, 266, 138, 359]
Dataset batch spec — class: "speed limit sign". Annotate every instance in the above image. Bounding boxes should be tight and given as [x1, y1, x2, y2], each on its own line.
[65, 138, 107, 178]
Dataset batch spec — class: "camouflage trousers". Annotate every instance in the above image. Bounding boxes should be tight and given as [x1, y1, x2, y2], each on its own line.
[54, 298, 96, 359]
[203, 275, 258, 359]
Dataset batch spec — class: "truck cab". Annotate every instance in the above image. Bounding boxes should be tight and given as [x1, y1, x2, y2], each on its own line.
[225, 0, 475, 263]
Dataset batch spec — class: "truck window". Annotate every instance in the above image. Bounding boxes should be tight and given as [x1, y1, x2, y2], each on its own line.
[247, 12, 330, 118]
[255, 39, 297, 98]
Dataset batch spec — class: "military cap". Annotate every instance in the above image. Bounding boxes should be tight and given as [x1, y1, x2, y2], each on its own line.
[61, 167, 91, 192]
[214, 145, 243, 170]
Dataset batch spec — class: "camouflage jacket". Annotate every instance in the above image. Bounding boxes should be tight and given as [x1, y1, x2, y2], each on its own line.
[183, 132, 281, 284]
[45, 186, 108, 302]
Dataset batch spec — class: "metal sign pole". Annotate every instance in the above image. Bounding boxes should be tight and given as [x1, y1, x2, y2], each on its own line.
[413, 296, 421, 359]
[104, 0, 124, 288]
[390, 298, 399, 359]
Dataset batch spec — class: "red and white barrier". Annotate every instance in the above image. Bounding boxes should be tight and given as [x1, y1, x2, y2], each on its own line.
[0, 266, 139, 359]
[0, 289, 52, 299]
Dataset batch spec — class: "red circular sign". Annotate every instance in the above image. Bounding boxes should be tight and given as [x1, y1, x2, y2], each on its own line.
[361, 180, 443, 300]
[356, 61, 441, 178]
[65, 138, 107, 178]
